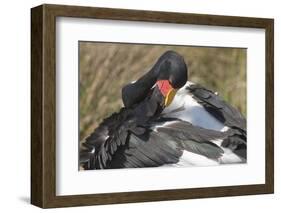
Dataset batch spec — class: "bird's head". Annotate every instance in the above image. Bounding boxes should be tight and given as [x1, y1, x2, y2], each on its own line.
[121, 50, 188, 109]
[154, 51, 188, 107]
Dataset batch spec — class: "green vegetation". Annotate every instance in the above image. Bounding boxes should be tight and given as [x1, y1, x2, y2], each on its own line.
[79, 42, 246, 140]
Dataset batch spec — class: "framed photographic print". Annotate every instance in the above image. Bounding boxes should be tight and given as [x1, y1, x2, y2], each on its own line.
[31, 4, 274, 208]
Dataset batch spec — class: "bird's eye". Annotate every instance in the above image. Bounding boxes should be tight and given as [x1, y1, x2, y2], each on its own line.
[168, 77, 176, 88]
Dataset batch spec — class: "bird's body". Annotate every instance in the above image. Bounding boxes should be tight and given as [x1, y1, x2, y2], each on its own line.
[80, 51, 246, 170]
[159, 81, 246, 167]
[162, 82, 227, 132]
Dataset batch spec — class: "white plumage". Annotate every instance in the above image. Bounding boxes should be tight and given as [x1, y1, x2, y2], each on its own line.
[160, 81, 245, 167]
[163, 81, 226, 131]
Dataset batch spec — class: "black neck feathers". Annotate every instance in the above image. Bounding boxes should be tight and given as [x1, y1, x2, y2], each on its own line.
[122, 51, 188, 108]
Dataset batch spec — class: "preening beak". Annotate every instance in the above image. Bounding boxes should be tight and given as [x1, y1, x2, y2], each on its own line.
[165, 88, 177, 106]
[156, 80, 178, 107]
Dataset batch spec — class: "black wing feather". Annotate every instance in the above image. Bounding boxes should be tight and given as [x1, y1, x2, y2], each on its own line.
[80, 108, 183, 169]
[109, 131, 183, 168]
[186, 84, 247, 159]
[187, 84, 246, 130]
[156, 120, 226, 159]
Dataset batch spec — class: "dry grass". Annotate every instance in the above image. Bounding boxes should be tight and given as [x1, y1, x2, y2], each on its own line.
[79, 42, 246, 140]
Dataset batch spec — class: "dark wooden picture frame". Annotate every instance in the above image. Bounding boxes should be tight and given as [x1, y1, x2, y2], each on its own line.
[31, 4, 274, 208]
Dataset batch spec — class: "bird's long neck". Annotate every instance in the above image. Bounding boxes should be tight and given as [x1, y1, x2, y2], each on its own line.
[122, 64, 159, 108]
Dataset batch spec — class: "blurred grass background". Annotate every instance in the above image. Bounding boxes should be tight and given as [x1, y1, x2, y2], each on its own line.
[79, 42, 246, 140]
